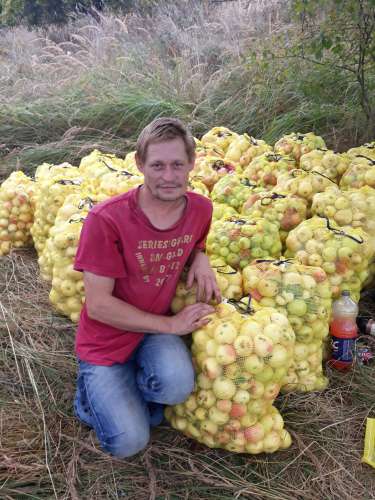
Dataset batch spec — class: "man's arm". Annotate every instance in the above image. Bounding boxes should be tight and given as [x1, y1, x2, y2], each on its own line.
[84, 271, 214, 336]
[186, 249, 222, 304]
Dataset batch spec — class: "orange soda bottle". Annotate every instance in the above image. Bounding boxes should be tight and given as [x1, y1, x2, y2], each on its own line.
[329, 290, 358, 370]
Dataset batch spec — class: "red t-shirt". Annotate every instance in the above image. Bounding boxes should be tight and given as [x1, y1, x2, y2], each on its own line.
[74, 186, 212, 365]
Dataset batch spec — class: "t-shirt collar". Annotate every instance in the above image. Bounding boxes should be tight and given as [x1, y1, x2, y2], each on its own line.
[130, 185, 190, 232]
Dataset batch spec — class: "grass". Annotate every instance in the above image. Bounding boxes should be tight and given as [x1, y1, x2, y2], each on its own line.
[0, 247, 374, 499]
[0, 2, 375, 498]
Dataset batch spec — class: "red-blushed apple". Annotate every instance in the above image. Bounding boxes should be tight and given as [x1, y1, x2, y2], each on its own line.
[216, 344, 237, 365]
[230, 403, 247, 418]
[244, 423, 265, 443]
[216, 399, 232, 414]
[202, 357, 223, 379]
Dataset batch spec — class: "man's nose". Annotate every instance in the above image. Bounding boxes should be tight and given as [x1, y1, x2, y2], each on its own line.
[161, 166, 176, 181]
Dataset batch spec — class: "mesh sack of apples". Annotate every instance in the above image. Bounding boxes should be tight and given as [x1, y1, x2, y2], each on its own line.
[242, 152, 297, 189]
[241, 191, 307, 245]
[275, 169, 337, 213]
[210, 174, 261, 210]
[243, 258, 332, 392]
[31, 168, 82, 257]
[339, 156, 375, 190]
[200, 127, 239, 153]
[0, 171, 35, 256]
[206, 216, 282, 270]
[48, 213, 89, 323]
[224, 134, 272, 168]
[96, 169, 143, 198]
[311, 186, 375, 239]
[235, 137, 273, 169]
[299, 149, 351, 183]
[285, 216, 374, 302]
[165, 301, 295, 454]
[346, 142, 375, 161]
[274, 132, 326, 163]
[188, 177, 210, 197]
[212, 202, 238, 221]
[192, 156, 239, 191]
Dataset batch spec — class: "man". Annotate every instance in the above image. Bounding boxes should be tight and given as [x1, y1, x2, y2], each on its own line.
[73, 117, 221, 458]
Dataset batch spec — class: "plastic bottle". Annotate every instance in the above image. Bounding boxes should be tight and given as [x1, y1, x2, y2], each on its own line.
[329, 290, 358, 370]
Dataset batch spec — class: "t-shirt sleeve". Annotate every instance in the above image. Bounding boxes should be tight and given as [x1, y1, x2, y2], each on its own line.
[74, 211, 127, 278]
[195, 201, 213, 251]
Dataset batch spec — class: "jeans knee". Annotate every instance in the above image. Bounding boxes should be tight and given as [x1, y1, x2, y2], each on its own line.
[101, 427, 150, 458]
[160, 368, 195, 405]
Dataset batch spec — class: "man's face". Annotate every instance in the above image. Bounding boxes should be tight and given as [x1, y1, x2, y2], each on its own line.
[136, 138, 195, 202]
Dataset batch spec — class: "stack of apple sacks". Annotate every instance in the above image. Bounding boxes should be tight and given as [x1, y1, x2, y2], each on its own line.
[243, 259, 332, 392]
[165, 301, 295, 454]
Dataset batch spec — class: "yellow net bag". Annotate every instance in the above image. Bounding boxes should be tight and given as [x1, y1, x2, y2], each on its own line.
[242, 258, 332, 392]
[206, 216, 282, 270]
[0, 172, 35, 255]
[285, 216, 374, 301]
[242, 152, 297, 189]
[274, 132, 326, 163]
[165, 301, 294, 453]
[241, 192, 307, 244]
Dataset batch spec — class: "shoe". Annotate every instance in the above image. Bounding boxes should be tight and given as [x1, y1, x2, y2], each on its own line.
[148, 402, 165, 427]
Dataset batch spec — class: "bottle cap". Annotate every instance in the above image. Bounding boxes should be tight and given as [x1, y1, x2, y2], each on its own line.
[342, 290, 350, 296]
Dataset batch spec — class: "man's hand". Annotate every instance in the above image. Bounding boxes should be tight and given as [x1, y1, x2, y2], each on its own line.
[186, 251, 222, 304]
[168, 303, 215, 336]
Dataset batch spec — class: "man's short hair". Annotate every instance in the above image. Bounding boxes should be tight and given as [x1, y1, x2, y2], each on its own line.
[136, 117, 196, 163]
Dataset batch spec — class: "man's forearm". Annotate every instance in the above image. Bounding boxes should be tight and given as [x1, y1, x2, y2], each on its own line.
[87, 295, 172, 334]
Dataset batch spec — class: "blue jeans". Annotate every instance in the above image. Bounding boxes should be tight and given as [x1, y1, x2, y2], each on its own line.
[74, 334, 194, 458]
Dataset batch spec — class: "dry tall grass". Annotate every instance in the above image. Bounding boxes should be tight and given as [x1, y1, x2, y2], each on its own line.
[1, 248, 374, 498]
[0, 0, 369, 177]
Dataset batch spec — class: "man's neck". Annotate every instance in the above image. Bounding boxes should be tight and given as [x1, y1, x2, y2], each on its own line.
[138, 185, 186, 216]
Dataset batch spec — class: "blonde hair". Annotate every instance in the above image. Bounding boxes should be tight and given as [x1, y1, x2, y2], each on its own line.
[136, 117, 196, 163]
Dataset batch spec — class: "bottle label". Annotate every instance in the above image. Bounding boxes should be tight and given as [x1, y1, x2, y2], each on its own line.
[331, 336, 355, 362]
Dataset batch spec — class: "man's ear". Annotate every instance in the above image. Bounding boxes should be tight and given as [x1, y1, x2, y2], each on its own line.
[188, 153, 196, 172]
[135, 153, 144, 174]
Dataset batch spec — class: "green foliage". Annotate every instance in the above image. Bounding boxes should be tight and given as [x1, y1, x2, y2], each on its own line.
[291, 0, 375, 133]
[0, 0, 144, 26]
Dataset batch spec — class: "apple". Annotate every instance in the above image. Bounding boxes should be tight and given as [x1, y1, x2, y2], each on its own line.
[244, 423, 265, 443]
[197, 390, 216, 409]
[263, 431, 281, 453]
[243, 354, 264, 374]
[216, 399, 232, 414]
[216, 344, 237, 365]
[214, 322, 237, 344]
[203, 357, 223, 379]
[230, 403, 247, 418]
[201, 419, 218, 435]
[208, 406, 230, 426]
[212, 377, 236, 400]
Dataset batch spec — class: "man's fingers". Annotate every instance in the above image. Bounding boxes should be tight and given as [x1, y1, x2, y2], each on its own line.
[204, 278, 214, 303]
[196, 276, 204, 302]
[214, 283, 222, 304]
[186, 269, 194, 289]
